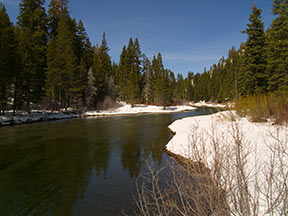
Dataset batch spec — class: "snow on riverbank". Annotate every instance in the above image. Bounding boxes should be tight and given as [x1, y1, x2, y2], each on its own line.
[166, 111, 288, 215]
[167, 111, 286, 163]
[190, 101, 230, 108]
[0, 111, 79, 126]
[85, 103, 196, 116]
[0, 104, 196, 126]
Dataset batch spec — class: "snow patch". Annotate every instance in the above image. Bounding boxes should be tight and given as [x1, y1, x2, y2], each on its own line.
[0, 112, 78, 126]
[85, 103, 196, 116]
[191, 101, 231, 108]
[166, 111, 288, 215]
[0, 103, 196, 126]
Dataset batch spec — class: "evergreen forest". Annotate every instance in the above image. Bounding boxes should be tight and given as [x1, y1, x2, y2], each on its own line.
[1, 0, 288, 114]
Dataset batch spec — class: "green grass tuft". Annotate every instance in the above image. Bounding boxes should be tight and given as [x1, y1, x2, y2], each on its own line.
[235, 91, 288, 124]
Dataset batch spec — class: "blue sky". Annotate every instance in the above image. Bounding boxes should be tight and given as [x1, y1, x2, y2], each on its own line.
[2, 0, 274, 76]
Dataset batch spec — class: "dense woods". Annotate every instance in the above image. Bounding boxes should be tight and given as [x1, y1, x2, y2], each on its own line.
[0, 0, 288, 114]
[189, 2, 288, 103]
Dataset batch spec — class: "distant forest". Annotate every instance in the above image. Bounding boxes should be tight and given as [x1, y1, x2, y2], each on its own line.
[0, 0, 287, 114]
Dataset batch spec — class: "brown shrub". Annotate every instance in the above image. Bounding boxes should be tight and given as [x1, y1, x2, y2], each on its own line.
[97, 96, 120, 111]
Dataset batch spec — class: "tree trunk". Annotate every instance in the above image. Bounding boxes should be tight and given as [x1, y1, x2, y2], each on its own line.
[12, 76, 19, 116]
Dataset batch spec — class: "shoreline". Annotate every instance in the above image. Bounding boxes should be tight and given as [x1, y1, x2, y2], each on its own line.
[0, 102, 224, 127]
[84, 103, 197, 117]
[0, 112, 80, 127]
[0, 103, 216, 127]
[165, 110, 288, 215]
[84, 107, 196, 117]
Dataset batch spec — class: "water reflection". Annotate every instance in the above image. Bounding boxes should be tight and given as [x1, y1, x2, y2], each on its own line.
[0, 108, 216, 215]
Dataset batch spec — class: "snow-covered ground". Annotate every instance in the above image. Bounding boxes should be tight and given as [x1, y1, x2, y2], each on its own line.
[0, 104, 196, 126]
[85, 103, 196, 116]
[190, 101, 230, 108]
[166, 111, 288, 215]
[167, 110, 287, 164]
[0, 111, 79, 126]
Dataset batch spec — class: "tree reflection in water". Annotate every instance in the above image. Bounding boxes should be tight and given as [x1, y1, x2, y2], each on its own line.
[0, 108, 215, 215]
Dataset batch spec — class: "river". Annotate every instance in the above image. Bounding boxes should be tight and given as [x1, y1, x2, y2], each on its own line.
[0, 107, 216, 216]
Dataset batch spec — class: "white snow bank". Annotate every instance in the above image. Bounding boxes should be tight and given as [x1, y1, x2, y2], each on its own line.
[167, 111, 288, 215]
[0, 112, 78, 126]
[167, 110, 287, 170]
[191, 101, 230, 108]
[85, 103, 196, 116]
[0, 104, 196, 126]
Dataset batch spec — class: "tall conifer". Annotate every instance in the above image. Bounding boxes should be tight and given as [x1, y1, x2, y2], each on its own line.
[152, 53, 164, 104]
[117, 46, 128, 101]
[142, 56, 152, 103]
[86, 67, 97, 109]
[92, 45, 105, 104]
[0, 5, 17, 114]
[241, 5, 267, 95]
[17, 0, 48, 112]
[267, 0, 288, 92]
[46, 7, 77, 110]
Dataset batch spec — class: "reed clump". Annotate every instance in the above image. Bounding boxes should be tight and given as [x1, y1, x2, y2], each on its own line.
[235, 91, 288, 124]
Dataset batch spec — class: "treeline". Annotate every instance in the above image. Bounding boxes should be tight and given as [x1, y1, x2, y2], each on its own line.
[0, 0, 194, 114]
[191, 1, 288, 102]
[1, 0, 288, 114]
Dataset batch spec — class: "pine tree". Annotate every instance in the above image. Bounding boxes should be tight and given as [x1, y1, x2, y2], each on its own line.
[161, 69, 172, 108]
[175, 74, 184, 100]
[70, 57, 85, 109]
[75, 20, 92, 107]
[267, 0, 288, 92]
[159, 69, 167, 109]
[169, 70, 176, 101]
[237, 43, 247, 96]
[133, 38, 142, 101]
[46, 7, 77, 110]
[117, 37, 143, 106]
[0, 5, 17, 114]
[17, 0, 48, 112]
[76, 20, 92, 65]
[185, 72, 194, 101]
[209, 64, 220, 101]
[127, 67, 139, 107]
[216, 47, 240, 101]
[117, 45, 128, 101]
[46, 36, 60, 110]
[241, 5, 267, 96]
[201, 71, 210, 101]
[193, 73, 201, 102]
[126, 38, 136, 105]
[92, 45, 104, 104]
[85, 67, 97, 109]
[228, 46, 241, 99]
[99, 32, 112, 79]
[152, 53, 164, 104]
[93, 32, 112, 104]
[142, 56, 152, 104]
[48, 0, 67, 38]
[125, 38, 142, 107]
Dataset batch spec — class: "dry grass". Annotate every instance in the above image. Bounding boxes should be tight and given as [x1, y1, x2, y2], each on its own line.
[135, 160, 229, 216]
[136, 120, 288, 216]
[97, 96, 119, 110]
[235, 91, 288, 124]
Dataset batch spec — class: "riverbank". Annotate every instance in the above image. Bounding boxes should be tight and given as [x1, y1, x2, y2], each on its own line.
[0, 111, 79, 126]
[191, 101, 229, 108]
[166, 110, 288, 215]
[0, 102, 227, 127]
[85, 103, 196, 116]
[0, 103, 199, 126]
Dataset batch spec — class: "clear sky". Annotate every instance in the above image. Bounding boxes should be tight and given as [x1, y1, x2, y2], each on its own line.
[2, 0, 274, 76]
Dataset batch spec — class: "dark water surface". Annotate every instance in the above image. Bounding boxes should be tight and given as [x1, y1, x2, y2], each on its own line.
[0, 107, 216, 216]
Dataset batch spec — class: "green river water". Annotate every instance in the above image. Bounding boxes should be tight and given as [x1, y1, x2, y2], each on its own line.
[0, 107, 216, 216]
